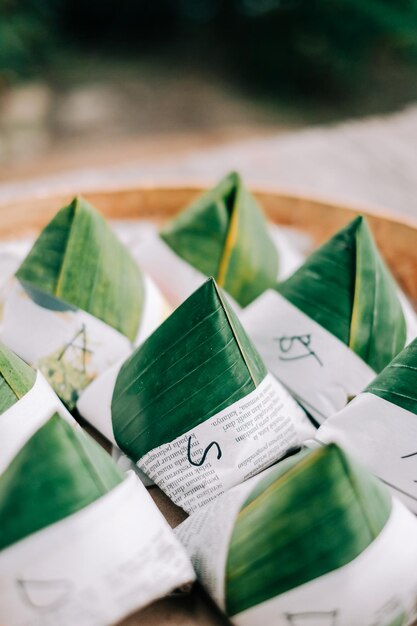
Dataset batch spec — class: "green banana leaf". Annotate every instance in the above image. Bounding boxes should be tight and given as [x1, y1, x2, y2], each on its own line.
[366, 338, 417, 414]
[277, 216, 406, 373]
[0, 414, 123, 551]
[160, 172, 278, 307]
[0, 342, 35, 415]
[16, 196, 144, 341]
[225, 444, 391, 616]
[112, 277, 267, 461]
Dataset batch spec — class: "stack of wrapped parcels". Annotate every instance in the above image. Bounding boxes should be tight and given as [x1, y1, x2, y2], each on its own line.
[1, 173, 417, 626]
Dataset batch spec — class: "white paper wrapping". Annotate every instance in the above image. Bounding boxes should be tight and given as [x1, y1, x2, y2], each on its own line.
[269, 224, 304, 280]
[0, 371, 73, 474]
[0, 279, 132, 403]
[177, 483, 417, 626]
[135, 274, 171, 346]
[0, 276, 166, 408]
[241, 290, 376, 424]
[132, 228, 209, 308]
[316, 392, 417, 513]
[0, 239, 32, 298]
[76, 359, 122, 444]
[0, 471, 195, 626]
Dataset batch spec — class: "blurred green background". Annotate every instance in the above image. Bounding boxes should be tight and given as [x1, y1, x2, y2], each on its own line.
[1, 0, 417, 176]
[2, 0, 417, 98]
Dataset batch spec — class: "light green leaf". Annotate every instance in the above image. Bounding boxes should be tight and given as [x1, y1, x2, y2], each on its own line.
[16, 196, 144, 341]
[350, 217, 406, 371]
[160, 172, 278, 307]
[0, 414, 123, 551]
[0, 342, 35, 415]
[112, 277, 267, 461]
[366, 338, 417, 414]
[277, 216, 406, 372]
[225, 444, 391, 616]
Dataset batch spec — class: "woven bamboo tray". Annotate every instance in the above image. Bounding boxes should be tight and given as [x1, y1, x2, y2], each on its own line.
[2, 184, 417, 626]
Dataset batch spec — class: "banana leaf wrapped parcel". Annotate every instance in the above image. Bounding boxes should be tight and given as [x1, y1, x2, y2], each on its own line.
[241, 216, 417, 425]
[0, 197, 169, 409]
[0, 342, 73, 474]
[77, 278, 313, 513]
[0, 414, 194, 626]
[176, 444, 417, 626]
[133, 172, 302, 308]
[316, 338, 417, 513]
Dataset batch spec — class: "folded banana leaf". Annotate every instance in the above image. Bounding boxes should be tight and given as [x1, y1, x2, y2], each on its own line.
[0, 413, 123, 551]
[160, 172, 278, 307]
[78, 277, 308, 512]
[277, 215, 406, 373]
[112, 276, 267, 460]
[225, 444, 390, 616]
[0, 413, 195, 626]
[1, 197, 154, 409]
[0, 342, 35, 415]
[16, 196, 144, 341]
[176, 444, 417, 625]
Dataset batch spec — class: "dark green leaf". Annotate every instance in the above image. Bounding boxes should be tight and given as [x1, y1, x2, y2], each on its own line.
[161, 172, 278, 307]
[112, 278, 267, 461]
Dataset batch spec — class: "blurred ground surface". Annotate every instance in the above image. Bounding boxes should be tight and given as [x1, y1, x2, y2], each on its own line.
[0, 58, 416, 218]
[1, 103, 417, 219]
[0, 58, 304, 175]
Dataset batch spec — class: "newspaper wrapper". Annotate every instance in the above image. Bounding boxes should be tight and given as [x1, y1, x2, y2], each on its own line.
[241, 290, 378, 425]
[176, 478, 417, 626]
[0, 276, 167, 408]
[132, 224, 303, 309]
[0, 471, 195, 626]
[0, 371, 73, 474]
[316, 392, 417, 513]
[78, 370, 314, 513]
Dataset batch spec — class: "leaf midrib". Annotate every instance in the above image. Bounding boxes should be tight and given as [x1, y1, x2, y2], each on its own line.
[217, 182, 239, 286]
[215, 281, 259, 386]
[54, 197, 79, 299]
